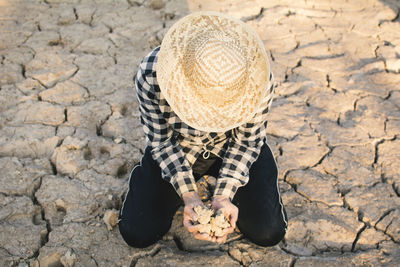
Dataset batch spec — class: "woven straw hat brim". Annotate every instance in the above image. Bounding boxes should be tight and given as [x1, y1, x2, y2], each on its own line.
[157, 11, 271, 132]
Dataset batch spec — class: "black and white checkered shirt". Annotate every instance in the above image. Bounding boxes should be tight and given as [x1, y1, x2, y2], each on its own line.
[135, 46, 275, 200]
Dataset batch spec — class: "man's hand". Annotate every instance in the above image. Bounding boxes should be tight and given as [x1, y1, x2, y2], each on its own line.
[182, 191, 214, 242]
[211, 195, 238, 244]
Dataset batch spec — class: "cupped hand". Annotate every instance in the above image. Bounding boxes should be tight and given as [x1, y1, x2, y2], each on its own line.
[211, 195, 238, 244]
[182, 191, 215, 242]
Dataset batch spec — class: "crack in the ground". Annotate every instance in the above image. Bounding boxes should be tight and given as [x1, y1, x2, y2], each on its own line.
[374, 44, 382, 61]
[291, 59, 302, 73]
[226, 249, 245, 266]
[172, 235, 184, 251]
[283, 169, 310, 199]
[378, 6, 400, 25]
[279, 244, 305, 257]
[129, 244, 162, 267]
[31, 176, 51, 259]
[70, 73, 91, 97]
[50, 160, 58, 175]
[90, 255, 99, 267]
[351, 223, 367, 252]
[127, 0, 144, 7]
[372, 137, 397, 185]
[372, 138, 385, 167]
[108, 36, 119, 50]
[373, 215, 400, 246]
[20, 64, 26, 79]
[30, 76, 48, 89]
[69, 63, 80, 80]
[343, 185, 400, 242]
[287, 39, 300, 54]
[310, 244, 349, 256]
[326, 74, 331, 88]
[269, 51, 275, 61]
[304, 53, 345, 60]
[48, 34, 65, 48]
[392, 183, 400, 197]
[352, 95, 369, 112]
[374, 209, 395, 228]
[382, 117, 388, 136]
[88, 9, 96, 27]
[383, 90, 393, 101]
[391, 8, 400, 22]
[63, 108, 68, 123]
[107, 49, 118, 65]
[310, 147, 332, 169]
[48, 133, 66, 176]
[241, 7, 265, 22]
[73, 7, 78, 21]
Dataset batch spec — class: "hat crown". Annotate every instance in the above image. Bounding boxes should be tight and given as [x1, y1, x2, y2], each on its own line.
[190, 36, 247, 93]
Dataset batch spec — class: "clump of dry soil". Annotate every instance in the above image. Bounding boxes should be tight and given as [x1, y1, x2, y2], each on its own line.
[194, 205, 231, 237]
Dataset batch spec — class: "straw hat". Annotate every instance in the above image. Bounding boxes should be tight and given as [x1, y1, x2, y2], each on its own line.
[157, 11, 271, 132]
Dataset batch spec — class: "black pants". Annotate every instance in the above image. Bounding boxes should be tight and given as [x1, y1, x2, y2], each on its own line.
[118, 143, 287, 248]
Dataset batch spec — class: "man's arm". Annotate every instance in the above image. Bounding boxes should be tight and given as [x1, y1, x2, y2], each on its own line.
[135, 49, 197, 197]
[210, 73, 274, 243]
[214, 73, 275, 200]
[136, 51, 214, 241]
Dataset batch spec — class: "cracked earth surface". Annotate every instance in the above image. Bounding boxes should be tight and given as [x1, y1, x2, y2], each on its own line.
[0, 0, 399, 266]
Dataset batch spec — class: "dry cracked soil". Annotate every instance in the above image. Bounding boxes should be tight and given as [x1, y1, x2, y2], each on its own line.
[0, 0, 400, 266]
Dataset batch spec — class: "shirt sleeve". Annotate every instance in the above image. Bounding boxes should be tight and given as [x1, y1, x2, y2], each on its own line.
[214, 73, 275, 201]
[135, 52, 197, 197]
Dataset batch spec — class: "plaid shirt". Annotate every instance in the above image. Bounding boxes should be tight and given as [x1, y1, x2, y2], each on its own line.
[135, 46, 275, 200]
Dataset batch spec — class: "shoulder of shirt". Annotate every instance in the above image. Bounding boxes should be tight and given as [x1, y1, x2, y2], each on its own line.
[136, 46, 161, 96]
[139, 46, 160, 76]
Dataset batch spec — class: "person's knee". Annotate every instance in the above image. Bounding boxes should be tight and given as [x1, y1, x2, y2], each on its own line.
[118, 219, 162, 248]
[241, 219, 287, 247]
[251, 224, 286, 247]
